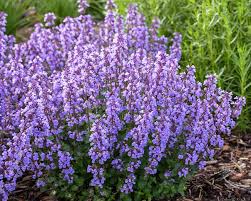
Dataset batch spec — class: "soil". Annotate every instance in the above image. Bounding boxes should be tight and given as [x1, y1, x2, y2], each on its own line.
[8, 133, 251, 201]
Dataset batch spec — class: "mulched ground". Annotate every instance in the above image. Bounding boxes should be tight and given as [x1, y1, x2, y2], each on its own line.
[179, 133, 251, 201]
[9, 133, 251, 201]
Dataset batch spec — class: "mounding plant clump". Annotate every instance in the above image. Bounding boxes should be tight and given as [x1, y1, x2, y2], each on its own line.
[0, 0, 245, 200]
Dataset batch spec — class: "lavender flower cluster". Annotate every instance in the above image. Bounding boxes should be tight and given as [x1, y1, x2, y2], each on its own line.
[0, 0, 245, 200]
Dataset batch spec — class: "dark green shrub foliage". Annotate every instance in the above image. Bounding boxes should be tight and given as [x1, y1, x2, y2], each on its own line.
[46, 132, 194, 200]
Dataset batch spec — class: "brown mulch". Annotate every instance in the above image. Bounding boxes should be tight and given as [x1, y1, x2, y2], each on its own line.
[8, 133, 251, 201]
[178, 133, 251, 201]
[8, 174, 56, 201]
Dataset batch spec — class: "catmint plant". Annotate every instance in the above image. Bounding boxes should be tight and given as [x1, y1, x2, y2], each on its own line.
[0, 1, 245, 200]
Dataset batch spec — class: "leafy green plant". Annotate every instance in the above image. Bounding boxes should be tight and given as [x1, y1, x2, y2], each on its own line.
[32, 0, 78, 20]
[0, 0, 34, 35]
[116, 0, 251, 132]
[32, 0, 105, 22]
[0, 0, 106, 37]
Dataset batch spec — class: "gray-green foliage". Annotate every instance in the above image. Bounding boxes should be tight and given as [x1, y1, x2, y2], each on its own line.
[116, 0, 251, 131]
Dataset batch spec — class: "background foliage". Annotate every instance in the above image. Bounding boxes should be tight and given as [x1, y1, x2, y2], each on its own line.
[0, 0, 105, 39]
[32, 0, 105, 22]
[0, 0, 34, 35]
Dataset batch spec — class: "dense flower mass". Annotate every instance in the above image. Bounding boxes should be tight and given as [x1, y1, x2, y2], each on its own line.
[0, 1, 245, 200]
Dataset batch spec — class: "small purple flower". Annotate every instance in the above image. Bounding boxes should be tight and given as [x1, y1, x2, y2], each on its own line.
[120, 174, 136, 194]
[178, 168, 189, 177]
[44, 13, 56, 27]
[164, 170, 172, 178]
[36, 180, 46, 188]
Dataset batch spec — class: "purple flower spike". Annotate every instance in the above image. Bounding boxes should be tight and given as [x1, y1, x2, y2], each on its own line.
[44, 13, 56, 27]
[77, 0, 89, 15]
